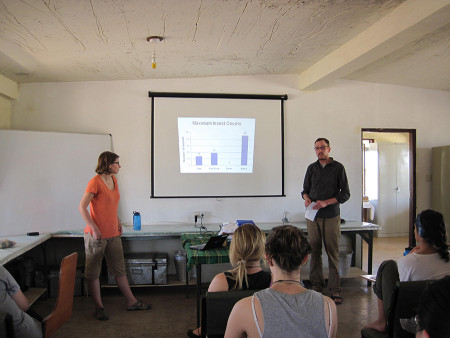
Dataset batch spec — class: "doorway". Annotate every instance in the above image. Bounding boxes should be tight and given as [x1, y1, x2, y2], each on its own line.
[362, 129, 416, 246]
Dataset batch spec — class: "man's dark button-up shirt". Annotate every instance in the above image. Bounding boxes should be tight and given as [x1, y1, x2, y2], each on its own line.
[301, 158, 350, 218]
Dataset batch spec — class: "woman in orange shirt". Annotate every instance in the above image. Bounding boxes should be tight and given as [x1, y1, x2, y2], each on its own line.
[79, 151, 150, 321]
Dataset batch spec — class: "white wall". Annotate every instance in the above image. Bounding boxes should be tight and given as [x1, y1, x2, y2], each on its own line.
[10, 75, 450, 229]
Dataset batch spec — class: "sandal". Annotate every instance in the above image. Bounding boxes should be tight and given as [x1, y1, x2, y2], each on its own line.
[94, 307, 110, 321]
[330, 295, 344, 305]
[127, 300, 151, 311]
[187, 329, 201, 337]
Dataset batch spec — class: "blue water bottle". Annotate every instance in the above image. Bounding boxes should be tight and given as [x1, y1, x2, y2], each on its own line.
[403, 246, 412, 256]
[133, 211, 141, 231]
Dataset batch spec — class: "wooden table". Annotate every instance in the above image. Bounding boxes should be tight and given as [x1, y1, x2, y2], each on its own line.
[0, 233, 51, 265]
[1, 233, 52, 304]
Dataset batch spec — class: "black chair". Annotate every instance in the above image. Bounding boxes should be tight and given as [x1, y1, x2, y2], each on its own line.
[361, 280, 434, 338]
[0, 312, 15, 338]
[201, 289, 258, 338]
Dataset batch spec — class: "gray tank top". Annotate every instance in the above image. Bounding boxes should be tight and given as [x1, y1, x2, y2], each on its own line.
[252, 288, 330, 338]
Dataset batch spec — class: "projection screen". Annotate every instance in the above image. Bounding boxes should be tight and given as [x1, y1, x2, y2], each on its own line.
[149, 92, 287, 198]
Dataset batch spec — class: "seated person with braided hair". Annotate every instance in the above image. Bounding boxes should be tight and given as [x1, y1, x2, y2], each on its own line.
[187, 223, 271, 337]
[364, 209, 450, 333]
[416, 275, 450, 338]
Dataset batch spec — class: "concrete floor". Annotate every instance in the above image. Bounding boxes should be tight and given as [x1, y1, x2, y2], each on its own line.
[32, 236, 408, 338]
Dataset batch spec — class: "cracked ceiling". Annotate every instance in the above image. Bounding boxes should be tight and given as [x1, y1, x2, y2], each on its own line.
[0, 0, 449, 91]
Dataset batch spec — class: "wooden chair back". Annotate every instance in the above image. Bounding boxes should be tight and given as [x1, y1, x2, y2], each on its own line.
[42, 252, 78, 338]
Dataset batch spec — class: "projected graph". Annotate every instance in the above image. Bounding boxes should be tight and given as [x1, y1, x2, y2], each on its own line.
[178, 117, 255, 173]
[189, 135, 249, 167]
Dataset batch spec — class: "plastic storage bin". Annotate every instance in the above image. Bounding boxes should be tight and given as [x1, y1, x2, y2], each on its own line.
[108, 253, 154, 285]
[153, 253, 168, 285]
[49, 268, 82, 297]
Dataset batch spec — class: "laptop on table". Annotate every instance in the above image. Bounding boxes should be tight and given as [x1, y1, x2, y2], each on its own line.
[189, 234, 228, 251]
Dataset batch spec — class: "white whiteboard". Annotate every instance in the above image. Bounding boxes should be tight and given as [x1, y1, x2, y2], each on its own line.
[0, 130, 111, 236]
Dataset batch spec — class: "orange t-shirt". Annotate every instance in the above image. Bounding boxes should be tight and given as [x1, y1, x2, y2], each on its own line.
[83, 175, 121, 238]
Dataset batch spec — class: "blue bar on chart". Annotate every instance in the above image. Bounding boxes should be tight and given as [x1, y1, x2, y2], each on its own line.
[241, 135, 248, 165]
[196, 156, 202, 166]
[211, 153, 218, 165]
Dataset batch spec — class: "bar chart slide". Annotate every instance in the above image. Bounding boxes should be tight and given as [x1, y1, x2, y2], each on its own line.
[178, 117, 255, 173]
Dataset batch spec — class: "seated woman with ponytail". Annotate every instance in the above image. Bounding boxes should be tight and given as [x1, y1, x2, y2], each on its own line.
[364, 209, 450, 333]
[187, 223, 271, 337]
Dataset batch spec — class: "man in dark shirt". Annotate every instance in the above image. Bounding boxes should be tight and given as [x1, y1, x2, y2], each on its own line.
[301, 137, 350, 304]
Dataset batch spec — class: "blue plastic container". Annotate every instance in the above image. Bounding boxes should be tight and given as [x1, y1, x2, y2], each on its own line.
[133, 211, 141, 231]
[403, 246, 413, 256]
[236, 220, 255, 226]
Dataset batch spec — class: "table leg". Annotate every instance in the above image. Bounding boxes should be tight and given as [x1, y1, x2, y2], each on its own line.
[350, 234, 356, 267]
[196, 263, 202, 328]
[41, 241, 49, 299]
[367, 230, 374, 286]
[185, 260, 189, 298]
[355, 230, 373, 286]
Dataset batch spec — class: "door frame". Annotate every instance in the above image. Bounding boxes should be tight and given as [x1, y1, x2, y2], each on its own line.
[361, 128, 416, 246]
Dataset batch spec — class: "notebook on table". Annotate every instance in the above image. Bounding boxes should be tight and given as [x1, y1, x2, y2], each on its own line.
[189, 235, 228, 251]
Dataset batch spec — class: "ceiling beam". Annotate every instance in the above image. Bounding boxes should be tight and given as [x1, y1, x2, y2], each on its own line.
[0, 37, 38, 85]
[298, 0, 450, 90]
[0, 74, 18, 100]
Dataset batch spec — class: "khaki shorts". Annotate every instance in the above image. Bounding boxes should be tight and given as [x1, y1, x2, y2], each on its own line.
[84, 233, 126, 281]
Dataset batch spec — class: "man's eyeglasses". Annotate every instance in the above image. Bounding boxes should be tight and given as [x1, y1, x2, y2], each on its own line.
[112, 161, 120, 165]
[314, 146, 329, 151]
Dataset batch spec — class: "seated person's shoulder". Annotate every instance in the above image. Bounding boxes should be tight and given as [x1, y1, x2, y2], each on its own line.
[236, 295, 253, 307]
[208, 272, 229, 292]
[232, 295, 255, 315]
[0, 266, 19, 290]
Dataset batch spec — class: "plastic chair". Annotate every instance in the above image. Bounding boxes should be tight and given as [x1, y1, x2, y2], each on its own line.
[41, 252, 78, 338]
[361, 280, 433, 338]
[0, 312, 15, 337]
[201, 289, 258, 338]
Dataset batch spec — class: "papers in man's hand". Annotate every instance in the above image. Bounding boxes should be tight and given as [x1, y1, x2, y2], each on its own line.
[305, 202, 318, 221]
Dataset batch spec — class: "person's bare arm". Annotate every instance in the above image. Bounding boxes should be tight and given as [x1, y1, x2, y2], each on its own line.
[313, 197, 338, 210]
[78, 192, 102, 240]
[302, 193, 312, 207]
[118, 217, 123, 234]
[323, 296, 338, 338]
[225, 298, 253, 338]
[10, 289, 30, 311]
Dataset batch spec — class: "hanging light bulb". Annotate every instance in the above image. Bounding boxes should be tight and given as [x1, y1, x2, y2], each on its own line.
[146, 36, 163, 70]
[152, 52, 157, 69]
